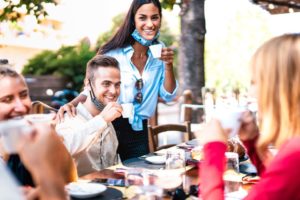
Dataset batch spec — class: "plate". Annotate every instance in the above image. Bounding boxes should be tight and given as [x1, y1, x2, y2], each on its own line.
[186, 139, 202, 146]
[66, 182, 107, 198]
[145, 155, 166, 164]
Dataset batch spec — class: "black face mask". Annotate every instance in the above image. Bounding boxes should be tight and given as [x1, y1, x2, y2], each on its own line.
[88, 79, 105, 111]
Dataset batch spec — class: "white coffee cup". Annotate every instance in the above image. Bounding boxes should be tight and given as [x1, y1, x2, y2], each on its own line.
[0, 118, 33, 154]
[149, 44, 163, 58]
[121, 103, 133, 118]
[214, 107, 245, 138]
[24, 113, 55, 124]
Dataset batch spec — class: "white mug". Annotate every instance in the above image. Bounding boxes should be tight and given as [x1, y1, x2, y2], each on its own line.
[0, 118, 32, 154]
[149, 44, 163, 58]
[24, 113, 55, 124]
[214, 107, 245, 138]
[121, 103, 134, 118]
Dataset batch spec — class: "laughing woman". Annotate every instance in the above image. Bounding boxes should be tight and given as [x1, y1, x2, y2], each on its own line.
[0, 66, 76, 190]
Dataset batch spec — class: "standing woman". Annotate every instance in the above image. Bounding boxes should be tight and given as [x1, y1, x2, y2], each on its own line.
[58, 0, 178, 161]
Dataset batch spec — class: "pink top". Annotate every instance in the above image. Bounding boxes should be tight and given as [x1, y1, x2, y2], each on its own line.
[199, 137, 300, 200]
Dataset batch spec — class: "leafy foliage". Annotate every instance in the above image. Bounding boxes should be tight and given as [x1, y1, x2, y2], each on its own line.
[161, 0, 177, 10]
[0, 0, 57, 22]
[22, 41, 95, 92]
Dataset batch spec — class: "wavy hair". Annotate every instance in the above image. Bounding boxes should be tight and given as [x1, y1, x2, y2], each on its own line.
[251, 34, 300, 157]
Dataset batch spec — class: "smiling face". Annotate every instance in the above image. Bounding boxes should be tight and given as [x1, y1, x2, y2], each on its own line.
[0, 76, 31, 120]
[134, 3, 161, 41]
[89, 67, 121, 106]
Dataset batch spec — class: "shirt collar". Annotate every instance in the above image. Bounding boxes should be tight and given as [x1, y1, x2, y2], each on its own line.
[123, 45, 133, 54]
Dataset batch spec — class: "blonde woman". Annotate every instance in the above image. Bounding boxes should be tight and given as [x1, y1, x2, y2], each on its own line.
[198, 34, 300, 199]
[0, 66, 76, 199]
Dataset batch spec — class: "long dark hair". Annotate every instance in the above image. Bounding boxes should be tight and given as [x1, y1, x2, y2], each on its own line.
[98, 0, 162, 55]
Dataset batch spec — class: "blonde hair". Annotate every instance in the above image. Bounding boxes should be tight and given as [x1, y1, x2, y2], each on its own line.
[251, 34, 300, 157]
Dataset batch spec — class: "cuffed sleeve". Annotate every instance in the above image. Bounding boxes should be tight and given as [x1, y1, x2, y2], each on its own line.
[159, 79, 178, 102]
[56, 114, 107, 156]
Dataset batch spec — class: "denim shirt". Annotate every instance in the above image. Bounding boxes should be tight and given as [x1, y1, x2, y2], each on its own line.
[105, 44, 178, 131]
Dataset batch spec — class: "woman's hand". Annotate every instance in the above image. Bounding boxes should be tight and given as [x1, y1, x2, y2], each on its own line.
[56, 103, 76, 123]
[238, 111, 259, 142]
[195, 119, 228, 145]
[160, 47, 174, 67]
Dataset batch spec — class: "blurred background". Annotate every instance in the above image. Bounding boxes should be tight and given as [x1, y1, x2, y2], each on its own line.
[1, 0, 299, 107]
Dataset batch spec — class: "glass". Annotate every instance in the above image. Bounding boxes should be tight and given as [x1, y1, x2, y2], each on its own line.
[224, 152, 241, 193]
[124, 168, 144, 199]
[165, 149, 185, 170]
[225, 152, 239, 174]
[134, 79, 143, 104]
[157, 149, 186, 194]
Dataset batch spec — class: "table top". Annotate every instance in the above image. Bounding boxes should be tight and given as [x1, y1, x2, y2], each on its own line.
[78, 144, 256, 199]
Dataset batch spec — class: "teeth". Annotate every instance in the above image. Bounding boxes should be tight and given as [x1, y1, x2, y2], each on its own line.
[144, 30, 154, 34]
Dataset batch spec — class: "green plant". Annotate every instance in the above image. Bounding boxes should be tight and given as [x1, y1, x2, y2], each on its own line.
[22, 42, 95, 92]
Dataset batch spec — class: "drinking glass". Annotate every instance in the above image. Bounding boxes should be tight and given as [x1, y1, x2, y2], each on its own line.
[161, 149, 186, 194]
[124, 168, 144, 199]
[224, 152, 241, 193]
[225, 152, 239, 174]
[165, 149, 185, 170]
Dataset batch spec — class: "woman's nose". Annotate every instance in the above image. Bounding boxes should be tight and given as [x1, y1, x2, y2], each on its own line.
[146, 19, 154, 28]
[14, 98, 27, 113]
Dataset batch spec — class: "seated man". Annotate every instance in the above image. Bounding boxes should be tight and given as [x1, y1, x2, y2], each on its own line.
[56, 55, 122, 176]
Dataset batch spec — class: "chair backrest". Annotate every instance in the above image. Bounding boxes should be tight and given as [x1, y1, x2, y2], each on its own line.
[147, 121, 192, 153]
[31, 101, 58, 114]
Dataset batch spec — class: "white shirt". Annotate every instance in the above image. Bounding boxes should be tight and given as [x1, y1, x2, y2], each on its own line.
[0, 161, 24, 200]
[56, 103, 119, 176]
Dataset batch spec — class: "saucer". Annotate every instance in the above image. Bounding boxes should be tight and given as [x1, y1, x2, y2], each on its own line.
[66, 182, 107, 198]
[145, 155, 166, 165]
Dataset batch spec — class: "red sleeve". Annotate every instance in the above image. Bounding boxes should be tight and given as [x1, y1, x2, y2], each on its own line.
[245, 139, 300, 200]
[242, 137, 266, 175]
[199, 141, 227, 200]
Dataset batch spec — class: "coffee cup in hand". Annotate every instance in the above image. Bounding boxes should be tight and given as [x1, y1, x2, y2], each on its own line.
[214, 107, 245, 138]
[121, 103, 133, 118]
[0, 118, 33, 154]
[149, 44, 163, 58]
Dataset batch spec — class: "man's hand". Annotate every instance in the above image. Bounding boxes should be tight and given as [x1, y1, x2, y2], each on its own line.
[100, 102, 122, 123]
[56, 103, 76, 123]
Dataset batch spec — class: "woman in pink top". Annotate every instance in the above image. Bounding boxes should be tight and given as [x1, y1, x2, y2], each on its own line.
[198, 33, 300, 200]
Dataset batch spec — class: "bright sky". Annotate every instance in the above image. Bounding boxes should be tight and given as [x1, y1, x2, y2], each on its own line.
[205, 0, 300, 37]
[50, 0, 300, 45]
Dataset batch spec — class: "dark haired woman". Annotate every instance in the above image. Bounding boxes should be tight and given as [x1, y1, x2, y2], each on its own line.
[57, 0, 178, 161]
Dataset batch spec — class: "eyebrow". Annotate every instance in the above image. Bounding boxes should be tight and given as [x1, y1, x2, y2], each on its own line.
[137, 13, 160, 17]
[102, 80, 121, 84]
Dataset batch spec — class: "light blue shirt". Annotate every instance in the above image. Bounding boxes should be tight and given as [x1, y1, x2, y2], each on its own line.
[105, 44, 178, 131]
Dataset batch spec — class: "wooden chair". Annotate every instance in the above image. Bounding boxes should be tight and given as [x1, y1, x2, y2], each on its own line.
[31, 100, 58, 114]
[148, 121, 192, 153]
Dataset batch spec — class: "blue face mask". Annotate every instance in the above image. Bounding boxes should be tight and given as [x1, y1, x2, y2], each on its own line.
[131, 29, 160, 47]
